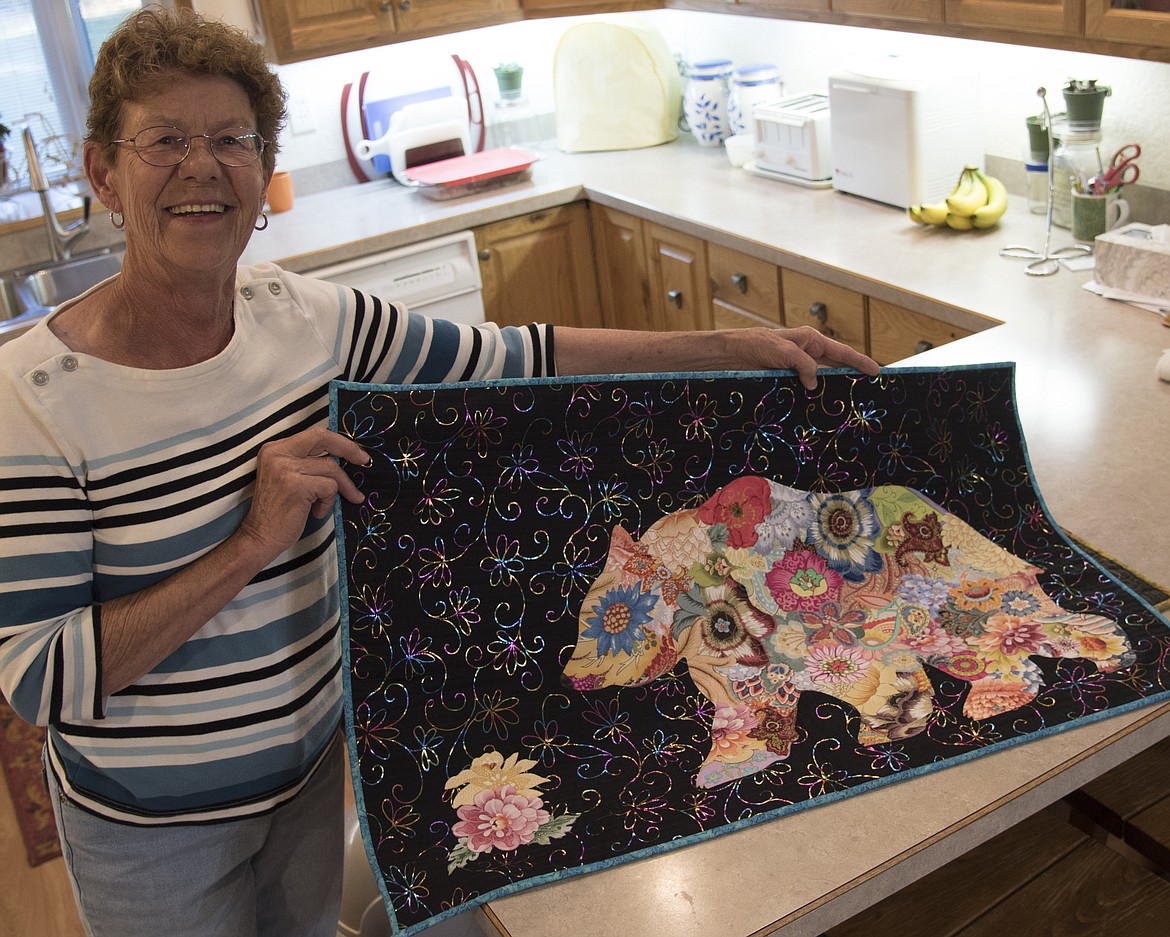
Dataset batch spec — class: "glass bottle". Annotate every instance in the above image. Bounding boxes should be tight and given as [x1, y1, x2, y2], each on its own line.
[1051, 120, 1102, 229]
[683, 59, 733, 147]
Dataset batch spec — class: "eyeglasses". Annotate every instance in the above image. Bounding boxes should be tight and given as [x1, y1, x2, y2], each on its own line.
[111, 126, 268, 168]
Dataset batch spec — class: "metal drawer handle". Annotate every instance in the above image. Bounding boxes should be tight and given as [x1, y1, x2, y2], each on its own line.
[731, 273, 748, 294]
[809, 301, 827, 324]
[914, 339, 935, 354]
[667, 289, 683, 309]
[478, 249, 492, 262]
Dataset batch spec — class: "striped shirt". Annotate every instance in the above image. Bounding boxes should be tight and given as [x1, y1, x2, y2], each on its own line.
[0, 262, 554, 824]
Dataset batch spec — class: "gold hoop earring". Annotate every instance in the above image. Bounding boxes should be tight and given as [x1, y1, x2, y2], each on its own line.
[110, 211, 125, 229]
[254, 212, 269, 231]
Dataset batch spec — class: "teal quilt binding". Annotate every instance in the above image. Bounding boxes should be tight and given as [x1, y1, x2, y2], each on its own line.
[330, 364, 1170, 935]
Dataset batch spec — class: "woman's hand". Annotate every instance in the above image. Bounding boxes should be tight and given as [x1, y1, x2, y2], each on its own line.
[739, 326, 881, 389]
[553, 325, 880, 390]
[237, 427, 371, 563]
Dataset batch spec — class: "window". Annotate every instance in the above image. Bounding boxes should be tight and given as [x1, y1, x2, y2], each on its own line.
[0, 0, 143, 218]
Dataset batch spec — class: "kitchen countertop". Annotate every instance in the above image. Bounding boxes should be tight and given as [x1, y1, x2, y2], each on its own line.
[248, 139, 1170, 937]
[11, 137, 1170, 937]
[246, 137, 1170, 593]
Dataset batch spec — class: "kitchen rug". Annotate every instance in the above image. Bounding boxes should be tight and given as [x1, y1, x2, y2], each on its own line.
[331, 364, 1170, 936]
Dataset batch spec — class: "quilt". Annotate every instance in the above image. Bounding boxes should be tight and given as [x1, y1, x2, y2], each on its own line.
[331, 364, 1170, 935]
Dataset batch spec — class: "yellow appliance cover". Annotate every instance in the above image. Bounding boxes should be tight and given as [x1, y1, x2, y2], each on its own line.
[554, 20, 680, 153]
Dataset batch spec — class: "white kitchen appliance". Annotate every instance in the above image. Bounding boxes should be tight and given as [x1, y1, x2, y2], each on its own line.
[340, 55, 484, 184]
[828, 57, 983, 208]
[304, 231, 485, 326]
[356, 97, 473, 186]
[750, 93, 832, 184]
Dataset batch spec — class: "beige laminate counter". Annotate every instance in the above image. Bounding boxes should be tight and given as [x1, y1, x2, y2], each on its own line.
[263, 141, 1168, 935]
[14, 136, 1169, 937]
[240, 141, 1170, 937]
[243, 137, 1170, 593]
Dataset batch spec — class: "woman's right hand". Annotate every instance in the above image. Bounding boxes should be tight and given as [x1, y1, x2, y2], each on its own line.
[237, 427, 371, 562]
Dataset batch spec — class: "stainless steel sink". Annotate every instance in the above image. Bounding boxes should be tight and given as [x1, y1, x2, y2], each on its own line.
[1, 248, 124, 322]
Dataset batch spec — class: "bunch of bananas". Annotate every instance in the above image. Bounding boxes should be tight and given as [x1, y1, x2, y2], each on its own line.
[907, 166, 1008, 230]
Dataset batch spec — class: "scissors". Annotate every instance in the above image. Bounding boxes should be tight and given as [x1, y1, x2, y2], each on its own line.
[1094, 143, 1140, 193]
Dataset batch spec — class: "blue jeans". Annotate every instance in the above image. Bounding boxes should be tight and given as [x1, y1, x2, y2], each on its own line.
[47, 734, 345, 937]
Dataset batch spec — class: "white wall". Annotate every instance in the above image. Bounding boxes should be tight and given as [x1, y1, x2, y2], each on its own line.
[269, 10, 1168, 191]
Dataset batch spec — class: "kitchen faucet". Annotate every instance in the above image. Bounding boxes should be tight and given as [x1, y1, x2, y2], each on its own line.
[24, 125, 90, 262]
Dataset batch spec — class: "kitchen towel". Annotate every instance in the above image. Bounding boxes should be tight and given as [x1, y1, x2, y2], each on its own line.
[331, 364, 1170, 936]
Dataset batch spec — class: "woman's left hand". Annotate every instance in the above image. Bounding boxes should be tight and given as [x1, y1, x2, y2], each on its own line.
[554, 325, 880, 390]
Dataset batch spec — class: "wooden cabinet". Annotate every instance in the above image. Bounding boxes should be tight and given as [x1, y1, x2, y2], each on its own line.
[472, 202, 603, 330]
[258, 0, 520, 63]
[590, 207, 712, 333]
[258, 0, 394, 63]
[868, 298, 973, 365]
[738, 0, 831, 14]
[591, 204, 653, 332]
[255, 0, 1170, 67]
[781, 270, 868, 353]
[1086, 0, 1170, 45]
[830, 0, 942, 22]
[945, 0, 1081, 35]
[707, 242, 783, 331]
[645, 223, 711, 332]
[395, 0, 521, 37]
[591, 206, 970, 362]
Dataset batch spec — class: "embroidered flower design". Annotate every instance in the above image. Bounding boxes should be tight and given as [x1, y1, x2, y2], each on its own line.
[452, 785, 550, 854]
[807, 491, 882, 581]
[697, 476, 772, 548]
[446, 752, 580, 871]
[765, 547, 843, 612]
[803, 643, 873, 686]
[675, 580, 775, 667]
[582, 583, 657, 657]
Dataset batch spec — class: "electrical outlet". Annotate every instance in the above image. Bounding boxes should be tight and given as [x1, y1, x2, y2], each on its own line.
[289, 98, 315, 136]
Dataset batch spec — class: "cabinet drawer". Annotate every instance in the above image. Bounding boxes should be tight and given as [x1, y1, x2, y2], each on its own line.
[869, 299, 973, 365]
[708, 243, 782, 325]
[782, 270, 867, 352]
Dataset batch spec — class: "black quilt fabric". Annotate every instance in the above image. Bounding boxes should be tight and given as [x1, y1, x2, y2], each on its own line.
[331, 365, 1170, 935]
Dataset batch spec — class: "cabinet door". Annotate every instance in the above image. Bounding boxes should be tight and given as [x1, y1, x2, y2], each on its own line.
[868, 299, 973, 365]
[946, 0, 1082, 35]
[645, 223, 711, 332]
[396, 0, 521, 36]
[708, 242, 782, 330]
[1086, 0, 1170, 44]
[737, 0, 831, 13]
[473, 203, 602, 330]
[782, 269, 867, 353]
[831, 0, 943, 21]
[258, 0, 394, 63]
[591, 205, 653, 332]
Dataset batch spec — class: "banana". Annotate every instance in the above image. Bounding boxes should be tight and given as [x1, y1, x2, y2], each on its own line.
[908, 202, 949, 226]
[971, 170, 1008, 229]
[946, 166, 989, 218]
[945, 212, 975, 231]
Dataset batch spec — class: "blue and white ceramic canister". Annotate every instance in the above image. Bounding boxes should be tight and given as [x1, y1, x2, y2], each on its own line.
[683, 59, 733, 147]
[727, 64, 783, 138]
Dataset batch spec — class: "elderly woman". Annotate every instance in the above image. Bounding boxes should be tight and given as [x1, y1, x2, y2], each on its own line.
[0, 8, 876, 937]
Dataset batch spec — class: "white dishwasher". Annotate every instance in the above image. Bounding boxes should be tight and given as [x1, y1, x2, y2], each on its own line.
[303, 230, 485, 326]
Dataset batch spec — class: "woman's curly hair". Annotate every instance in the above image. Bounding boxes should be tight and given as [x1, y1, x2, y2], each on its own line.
[87, 6, 287, 175]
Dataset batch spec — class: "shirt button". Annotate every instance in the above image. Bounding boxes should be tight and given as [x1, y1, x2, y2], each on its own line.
[241, 286, 254, 300]
[32, 370, 49, 385]
[61, 355, 78, 372]
[268, 281, 282, 295]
